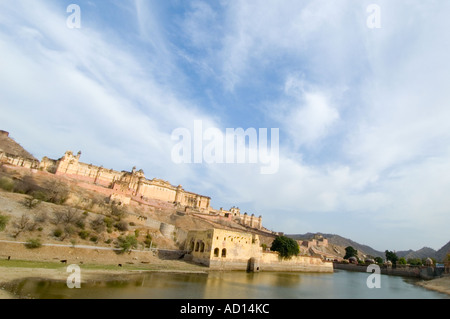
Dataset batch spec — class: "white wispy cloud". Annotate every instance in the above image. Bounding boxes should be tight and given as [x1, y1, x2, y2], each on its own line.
[0, 0, 214, 181]
[1, 0, 449, 251]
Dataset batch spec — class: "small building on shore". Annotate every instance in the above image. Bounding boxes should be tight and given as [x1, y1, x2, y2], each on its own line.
[184, 228, 333, 273]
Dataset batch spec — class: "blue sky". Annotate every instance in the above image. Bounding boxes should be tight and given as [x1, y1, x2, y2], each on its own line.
[1, 0, 450, 252]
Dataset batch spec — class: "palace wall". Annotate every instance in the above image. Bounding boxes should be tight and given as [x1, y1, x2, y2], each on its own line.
[0, 151, 39, 169]
[46, 150, 212, 212]
[211, 207, 262, 230]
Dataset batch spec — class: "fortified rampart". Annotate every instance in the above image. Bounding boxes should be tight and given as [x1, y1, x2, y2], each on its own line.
[0, 130, 39, 169]
[209, 207, 263, 230]
[38, 150, 264, 230]
[1, 134, 265, 231]
[41, 150, 212, 212]
[0, 151, 39, 169]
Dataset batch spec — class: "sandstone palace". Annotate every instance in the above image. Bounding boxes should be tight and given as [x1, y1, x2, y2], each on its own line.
[0, 130, 262, 231]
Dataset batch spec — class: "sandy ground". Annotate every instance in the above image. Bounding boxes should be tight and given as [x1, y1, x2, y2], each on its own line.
[416, 276, 450, 296]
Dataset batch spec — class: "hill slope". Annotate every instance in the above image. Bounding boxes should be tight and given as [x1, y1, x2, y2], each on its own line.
[287, 232, 385, 258]
[290, 233, 450, 262]
[436, 241, 450, 262]
[397, 247, 437, 260]
[0, 131, 37, 160]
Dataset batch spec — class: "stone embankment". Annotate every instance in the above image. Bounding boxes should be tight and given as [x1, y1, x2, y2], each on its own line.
[333, 262, 446, 279]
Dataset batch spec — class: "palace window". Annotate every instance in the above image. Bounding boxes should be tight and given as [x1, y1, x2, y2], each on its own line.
[195, 242, 200, 252]
[222, 249, 227, 258]
[200, 242, 205, 253]
[214, 248, 220, 257]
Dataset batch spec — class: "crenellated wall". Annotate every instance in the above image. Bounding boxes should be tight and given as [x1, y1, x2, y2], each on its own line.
[48, 151, 212, 212]
[212, 207, 263, 230]
[0, 151, 39, 169]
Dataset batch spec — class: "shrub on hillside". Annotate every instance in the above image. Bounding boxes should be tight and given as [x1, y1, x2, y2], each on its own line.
[78, 230, 90, 240]
[104, 217, 114, 229]
[114, 221, 128, 232]
[41, 179, 69, 205]
[144, 233, 153, 248]
[12, 214, 31, 238]
[22, 196, 41, 209]
[90, 216, 106, 233]
[25, 238, 42, 249]
[13, 175, 39, 194]
[52, 208, 83, 226]
[110, 203, 126, 220]
[117, 235, 138, 253]
[0, 213, 9, 231]
[0, 177, 14, 192]
[53, 228, 63, 238]
[90, 235, 99, 243]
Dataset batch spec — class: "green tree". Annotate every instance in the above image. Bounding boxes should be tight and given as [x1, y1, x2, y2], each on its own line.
[407, 258, 422, 266]
[270, 236, 299, 259]
[374, 257, 383, 264]
[118, 235, 138, 253]
[385, 250, 399, 265]
[398, 257, 407, 265]
[344, 246, 358, 259]
[0, 213, 9, 232]
[25, 238, 42, 249]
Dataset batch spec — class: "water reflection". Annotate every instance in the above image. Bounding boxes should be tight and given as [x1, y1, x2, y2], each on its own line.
[4, 270, 448, 299]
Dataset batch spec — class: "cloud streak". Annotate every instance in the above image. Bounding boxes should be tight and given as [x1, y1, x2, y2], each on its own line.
[1, 0, 449, 251]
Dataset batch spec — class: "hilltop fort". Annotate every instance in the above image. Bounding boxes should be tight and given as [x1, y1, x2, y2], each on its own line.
[0, 130, 263, 231]
[0, 130, 333, 273]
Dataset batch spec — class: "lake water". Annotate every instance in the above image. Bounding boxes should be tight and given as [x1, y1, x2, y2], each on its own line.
[5, 270, 448, 299]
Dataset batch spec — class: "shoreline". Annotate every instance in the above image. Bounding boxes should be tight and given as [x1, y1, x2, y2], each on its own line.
[1, 260, 449, 299]
[0, 263, 210, 299]
[415, 276, 450, 296]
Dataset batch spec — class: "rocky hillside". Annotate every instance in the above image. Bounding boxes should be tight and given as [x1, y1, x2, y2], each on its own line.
[397, 247, 437, 260]
[0, 131, 37, 160]
[397, 242, 450, 262]
[287, 232, 384, 258]
[436, 241, 450, 262]
[290, 232, 450, 262]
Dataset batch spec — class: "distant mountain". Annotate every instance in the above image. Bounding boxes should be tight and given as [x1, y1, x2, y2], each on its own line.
[287, 232, 385, 258]
[288, 233, 450, 261]
[436, 241, 450, 262]
[396, 242, 450, 262]
[397, 247, 437, 260]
